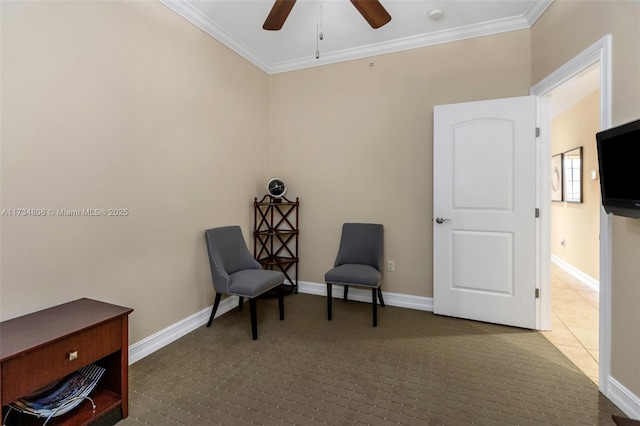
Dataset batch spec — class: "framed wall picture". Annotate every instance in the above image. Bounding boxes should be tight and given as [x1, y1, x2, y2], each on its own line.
[563, 146, 583, 203]
[551, 153, 563, 202]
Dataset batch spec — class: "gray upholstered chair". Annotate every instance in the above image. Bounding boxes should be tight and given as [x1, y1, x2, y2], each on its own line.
[205, 226, 285, 340]
[325, 223, 385, 326]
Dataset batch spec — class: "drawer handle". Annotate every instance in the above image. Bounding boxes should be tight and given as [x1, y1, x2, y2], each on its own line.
[67, 351, 78, 361]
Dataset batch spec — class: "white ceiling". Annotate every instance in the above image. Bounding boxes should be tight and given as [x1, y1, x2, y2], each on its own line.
[160, 0, 553, 74]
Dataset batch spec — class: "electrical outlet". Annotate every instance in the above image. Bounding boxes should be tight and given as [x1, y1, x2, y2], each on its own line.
[387, 260, 395, 272]
[560, 236, 566, 246]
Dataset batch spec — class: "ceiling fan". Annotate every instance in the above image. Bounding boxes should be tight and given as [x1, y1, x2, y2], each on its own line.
[263, 0, 391, 31]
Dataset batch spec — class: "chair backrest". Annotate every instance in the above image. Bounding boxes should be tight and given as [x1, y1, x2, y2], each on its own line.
[334, 223, 384, 272]
[204, 226, 261, 293]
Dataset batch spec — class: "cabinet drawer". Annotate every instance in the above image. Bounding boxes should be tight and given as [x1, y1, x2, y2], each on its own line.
[1, 319, 121, 405]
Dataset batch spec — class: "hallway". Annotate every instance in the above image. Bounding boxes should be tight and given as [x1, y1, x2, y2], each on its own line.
[541, 263, 600, 385]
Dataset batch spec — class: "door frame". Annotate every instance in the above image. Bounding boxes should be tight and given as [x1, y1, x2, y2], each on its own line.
[530, 35, 612, 394]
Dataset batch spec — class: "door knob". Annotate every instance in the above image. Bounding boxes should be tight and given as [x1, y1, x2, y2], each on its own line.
[435, 217, 451, 224]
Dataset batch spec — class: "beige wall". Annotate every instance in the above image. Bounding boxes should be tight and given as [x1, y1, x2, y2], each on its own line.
[1, 4, 531, 349]
[0, 1, 269, 342]
[532, 0, 640, 397]
[551, 91, 600, 280]
[268, 31, 532, 297]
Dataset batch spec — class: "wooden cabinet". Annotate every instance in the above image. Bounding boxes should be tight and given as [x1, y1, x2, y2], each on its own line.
[1, 298, 133, 425]
[253, 195, 299, 293]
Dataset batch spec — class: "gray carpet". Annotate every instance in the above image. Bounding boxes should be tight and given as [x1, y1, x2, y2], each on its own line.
[121, 293, 623, 425]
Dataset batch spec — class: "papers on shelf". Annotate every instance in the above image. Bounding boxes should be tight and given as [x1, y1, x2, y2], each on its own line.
[9, 364, 105, 419]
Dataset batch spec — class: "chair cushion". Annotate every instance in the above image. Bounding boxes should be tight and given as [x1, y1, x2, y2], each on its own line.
[228, 269, 284, 298]
[325, 264, 382, 288]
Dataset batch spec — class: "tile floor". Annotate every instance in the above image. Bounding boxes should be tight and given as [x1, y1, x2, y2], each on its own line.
[540, 263, 600, 384]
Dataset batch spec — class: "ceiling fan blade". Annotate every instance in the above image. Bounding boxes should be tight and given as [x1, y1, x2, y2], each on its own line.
[263, 0, 297, 31]
[350, 0, 391, 29]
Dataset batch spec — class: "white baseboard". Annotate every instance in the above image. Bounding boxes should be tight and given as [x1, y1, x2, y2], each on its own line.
[551, 255, 600, 292]
[298, 280, 433, 312]
[128, 285, 432, 364]
[128, 295, 239, 364]
[608, 376, 640, 420]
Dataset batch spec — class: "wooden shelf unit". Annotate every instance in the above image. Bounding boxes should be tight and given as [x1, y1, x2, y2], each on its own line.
[1, 298, 133, 425]
[253, 195, 299, 293]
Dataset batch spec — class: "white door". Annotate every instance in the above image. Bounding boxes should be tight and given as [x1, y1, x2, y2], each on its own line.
[433, 96, 537, 329]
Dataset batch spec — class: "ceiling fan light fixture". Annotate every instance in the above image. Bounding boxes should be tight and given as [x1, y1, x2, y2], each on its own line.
[428, 8, 445, 22]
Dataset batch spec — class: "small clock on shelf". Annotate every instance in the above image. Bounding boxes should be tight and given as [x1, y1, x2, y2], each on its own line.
[267, 178, 286, 201]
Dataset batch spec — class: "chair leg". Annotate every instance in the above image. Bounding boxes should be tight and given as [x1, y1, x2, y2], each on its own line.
[372, 288, 378, 327]
[327, 283, 332, 321]
[238, 297, 244, 311]
[343, 285, 349, 301]
[249, 298, 258, 340]
[378, 287, 385, 307]
[278, 285, 285, 321]
[207, 293, 222, 327]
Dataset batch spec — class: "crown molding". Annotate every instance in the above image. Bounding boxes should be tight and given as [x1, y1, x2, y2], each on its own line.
[161, 0, 554, 76]
[159, 0, 272, 74]
[270, 14, 532, 74]
[524, 0, 553, 26]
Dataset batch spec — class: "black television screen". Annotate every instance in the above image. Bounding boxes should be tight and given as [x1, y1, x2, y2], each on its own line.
[595, 118, 640, 219]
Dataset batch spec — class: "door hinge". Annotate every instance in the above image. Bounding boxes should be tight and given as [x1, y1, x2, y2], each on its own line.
[536, 127, 541, 137]
[535, 288, 540, 298]
[535, 208, 540, 218]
